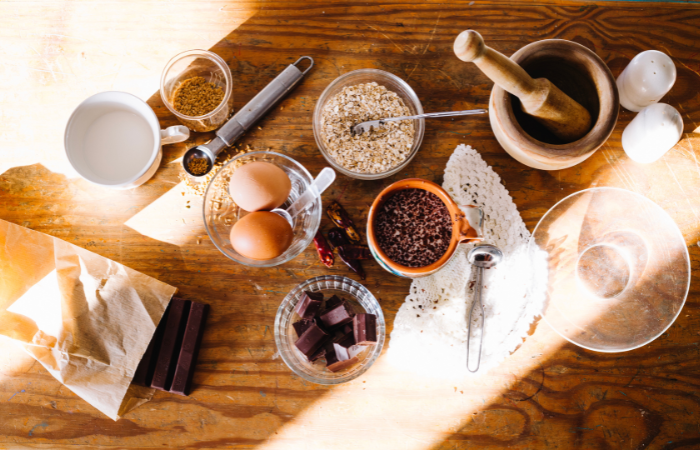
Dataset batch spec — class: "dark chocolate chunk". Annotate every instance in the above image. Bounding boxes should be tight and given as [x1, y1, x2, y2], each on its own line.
[326, 342, 359, 372]
[324, 341, 339, 366]
[353, 313, 377, 345]
[292, 318, 314, 338]
[328, 357, 359, 372]
[313, 316, 329, 333]
[294, 323, 329, 357]
[170, 302, 210, 396]
[295, 291, 323, 319]
[325, 295, 343, 310]
[319, 301, 355, 328]
[334, 331, 356, 349]
[151, 298, 191, 391]
[309, 346, 327, 362]
[132, 303, 169, 387]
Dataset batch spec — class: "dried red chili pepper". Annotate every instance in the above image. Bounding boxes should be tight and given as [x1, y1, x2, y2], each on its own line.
[326, 227, 366, 279]
[326, 201, 361, 243]
[313, 231, 334, 268]
[327, 227, 350, 249]
[338, 251, 366, 280]
[338, 245, 371, 261]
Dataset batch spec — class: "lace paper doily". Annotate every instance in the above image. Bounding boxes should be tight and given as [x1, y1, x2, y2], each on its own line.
[387, 145, 548, 376]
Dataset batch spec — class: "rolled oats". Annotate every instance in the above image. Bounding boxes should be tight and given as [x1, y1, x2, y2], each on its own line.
[321, 82, 415, 174]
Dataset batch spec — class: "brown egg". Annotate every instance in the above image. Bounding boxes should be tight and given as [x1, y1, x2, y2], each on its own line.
[230, 211, 294, 260]
[229, 162, 291, 212]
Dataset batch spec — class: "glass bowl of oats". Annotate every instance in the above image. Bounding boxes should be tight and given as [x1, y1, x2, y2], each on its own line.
[203, 151, 323, 267]
[160, 49, 234, 132]
[313, 69, 425, 180]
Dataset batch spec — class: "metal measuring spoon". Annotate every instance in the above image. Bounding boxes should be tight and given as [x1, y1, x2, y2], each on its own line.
[271, 167, 336, 226]
[351, 108, 487, 136]
[466, 244, 503, 372]
[182, 56, 315, 177]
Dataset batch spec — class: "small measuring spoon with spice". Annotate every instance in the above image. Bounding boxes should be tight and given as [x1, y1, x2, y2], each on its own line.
[182, 56, 314, 177]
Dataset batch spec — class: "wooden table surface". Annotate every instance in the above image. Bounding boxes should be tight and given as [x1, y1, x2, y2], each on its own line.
[2, 1, 700, 448]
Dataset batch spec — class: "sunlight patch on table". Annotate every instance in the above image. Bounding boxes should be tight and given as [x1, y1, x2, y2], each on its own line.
[0, 1, 256, 177]
[124, 181, 206, 247]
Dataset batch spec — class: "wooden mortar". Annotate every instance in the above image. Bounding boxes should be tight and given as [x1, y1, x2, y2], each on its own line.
[472, 38, 619, 170]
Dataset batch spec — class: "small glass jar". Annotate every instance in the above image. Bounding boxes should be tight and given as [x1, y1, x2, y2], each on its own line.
[160, 49, 233, 132]
[274, 275, 386, 384]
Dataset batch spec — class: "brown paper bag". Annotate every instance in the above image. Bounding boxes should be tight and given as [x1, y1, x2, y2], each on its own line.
[0, 219, 176, 420]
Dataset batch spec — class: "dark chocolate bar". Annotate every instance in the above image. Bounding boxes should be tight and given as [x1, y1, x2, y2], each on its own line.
[151, 298, 191, 391]
[132, 305, 169, 387]
[320, 302, 355, 328]
[292, 318, 314, 338]
[294, 323, 329, 357]
[170, 302, 210, 396]
[295, 291, 323, 319]
[353, 313, 377, 345]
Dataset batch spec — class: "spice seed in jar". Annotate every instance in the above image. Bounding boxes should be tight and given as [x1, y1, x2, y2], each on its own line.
[173, 76, 225, 117]
[320, 82, 415, 174]
[374, 189, 452, 267]
[187, 157, 209, 176]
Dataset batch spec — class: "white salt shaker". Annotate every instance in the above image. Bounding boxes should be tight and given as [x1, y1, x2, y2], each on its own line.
[622, 103, 683, 163]
[617, 50, 676, 112]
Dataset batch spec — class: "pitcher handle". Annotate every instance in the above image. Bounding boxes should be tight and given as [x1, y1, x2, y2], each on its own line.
[160, 125, 190, 145]
[456, 205, 483, 243]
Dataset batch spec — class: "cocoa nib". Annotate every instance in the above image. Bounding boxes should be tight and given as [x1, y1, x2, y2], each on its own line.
[374, 188, 452, 267]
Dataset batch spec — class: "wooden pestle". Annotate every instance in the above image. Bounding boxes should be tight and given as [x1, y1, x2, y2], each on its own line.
[454, 30, 592, 142]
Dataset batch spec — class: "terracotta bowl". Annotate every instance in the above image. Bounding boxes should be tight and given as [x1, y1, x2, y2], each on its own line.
[490, 39, 619, 170]
[367, 178, 483, 278]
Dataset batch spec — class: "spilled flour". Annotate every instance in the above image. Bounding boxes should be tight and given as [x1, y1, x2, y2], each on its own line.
[387, 144, 548, 376]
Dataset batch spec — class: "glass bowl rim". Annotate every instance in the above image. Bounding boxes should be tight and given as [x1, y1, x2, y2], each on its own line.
[202, 150, 320, 267]
[528, 186, 690, 352]
[160, 49, 233, 120]
[312, 68, 425, 180]
[274, 274, 386, 384]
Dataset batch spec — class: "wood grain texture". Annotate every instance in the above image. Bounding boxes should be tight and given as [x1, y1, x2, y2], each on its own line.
[1, 1, 700, 449]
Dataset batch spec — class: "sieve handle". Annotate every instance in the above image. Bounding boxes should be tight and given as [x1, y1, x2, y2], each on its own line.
[467, 266, 485, 373]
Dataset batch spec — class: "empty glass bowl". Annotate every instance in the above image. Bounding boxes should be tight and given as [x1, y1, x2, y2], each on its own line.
[313, 68, 425, 180]
[160, 49, 233, 132]
[203, 151, 322, 267]
[274, 275, 386, 384]
[530, 187, 690, 352]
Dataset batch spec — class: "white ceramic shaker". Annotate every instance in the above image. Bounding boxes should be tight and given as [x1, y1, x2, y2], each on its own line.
[622, 103, 683, 163]
[617, 50, 676, 112]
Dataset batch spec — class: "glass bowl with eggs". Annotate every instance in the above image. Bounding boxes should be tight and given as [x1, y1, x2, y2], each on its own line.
[203, 151, 322, 267]
[274, 275, 386, 384]
[312, 68, 425, 180]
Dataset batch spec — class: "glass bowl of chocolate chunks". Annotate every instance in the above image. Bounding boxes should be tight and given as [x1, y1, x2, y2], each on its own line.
[274, 275, 385, 384]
